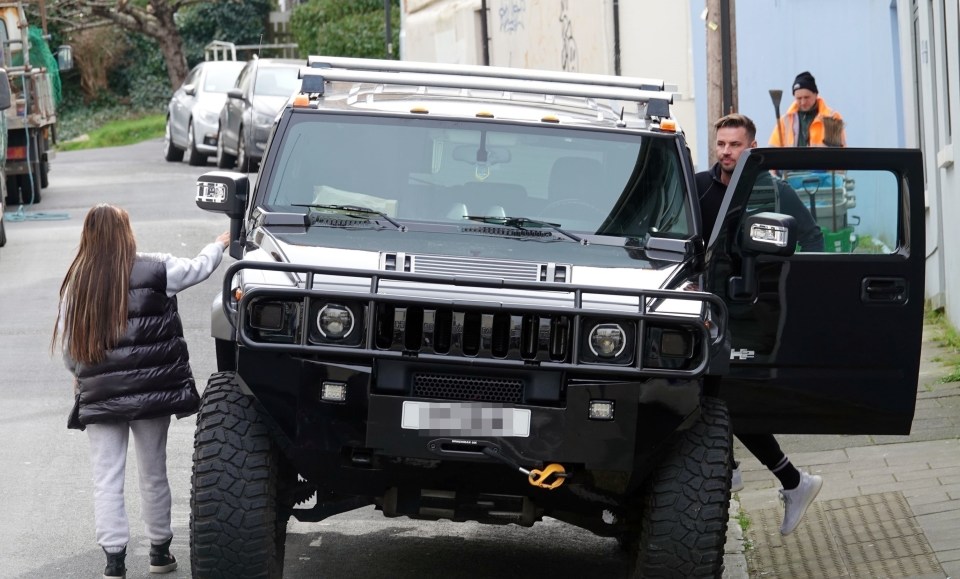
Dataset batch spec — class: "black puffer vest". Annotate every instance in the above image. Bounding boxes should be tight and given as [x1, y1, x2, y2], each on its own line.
[71, 255, 199, 428]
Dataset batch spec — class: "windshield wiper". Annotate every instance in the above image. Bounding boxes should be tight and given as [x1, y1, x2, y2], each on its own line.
[464, 215, 585, 243]
[292, 204, 406, 231]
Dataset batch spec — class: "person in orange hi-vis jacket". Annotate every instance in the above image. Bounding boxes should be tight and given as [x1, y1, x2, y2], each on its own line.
[769, 71, 846, 148]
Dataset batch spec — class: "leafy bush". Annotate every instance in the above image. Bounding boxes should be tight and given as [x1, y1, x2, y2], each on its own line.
[291, 0, 399, 58]
[178, 0, 273, 66]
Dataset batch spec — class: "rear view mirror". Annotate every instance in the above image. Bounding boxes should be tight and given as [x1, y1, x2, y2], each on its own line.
[729, 212, 797, 300]
[452, 145, 511, 165]
[184, 84, 197, 96]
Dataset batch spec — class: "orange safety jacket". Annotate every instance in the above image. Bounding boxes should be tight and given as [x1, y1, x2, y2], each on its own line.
[768, 96, 846, 147]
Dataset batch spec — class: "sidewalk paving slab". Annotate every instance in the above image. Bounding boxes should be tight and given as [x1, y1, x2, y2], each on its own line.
[725, 324, 960, 578]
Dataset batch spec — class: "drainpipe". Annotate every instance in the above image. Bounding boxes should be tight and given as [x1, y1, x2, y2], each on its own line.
[613, 0, 621, 75]
[481, 0, 490, 65]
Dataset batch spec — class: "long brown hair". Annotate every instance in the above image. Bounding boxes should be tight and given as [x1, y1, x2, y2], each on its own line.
[52, 204, 137, 365]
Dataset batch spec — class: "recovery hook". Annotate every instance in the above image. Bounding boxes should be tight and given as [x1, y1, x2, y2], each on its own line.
[480, 446, 569, 490]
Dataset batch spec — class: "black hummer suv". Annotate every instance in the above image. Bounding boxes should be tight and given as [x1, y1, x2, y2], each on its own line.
[191, 56, 925, 578]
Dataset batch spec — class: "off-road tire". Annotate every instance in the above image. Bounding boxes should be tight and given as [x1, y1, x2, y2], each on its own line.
[185, 120, 208, 166]
[190, 371, 288, 579]
[237, 127, 260, 173]
[163, 119, 184, 162]
[629, 396, 732, 579]
[216, 127, 236, 169]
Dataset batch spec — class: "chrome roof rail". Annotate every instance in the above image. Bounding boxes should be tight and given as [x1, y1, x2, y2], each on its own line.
[305, 55, 668, 93]
[300, 68, 673, 106]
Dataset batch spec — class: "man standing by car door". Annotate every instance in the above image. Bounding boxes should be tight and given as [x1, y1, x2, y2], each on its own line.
[696, 113, 824, 536]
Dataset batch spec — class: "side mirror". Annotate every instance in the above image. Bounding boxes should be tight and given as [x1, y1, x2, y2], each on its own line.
[196, 171, 250, 259]
[728, 212, 797, 300]
[227, 88, 244, 100]
[56, 45, 73, 72]
[0, 70, 11, 111]
[184, 84, 197, 97]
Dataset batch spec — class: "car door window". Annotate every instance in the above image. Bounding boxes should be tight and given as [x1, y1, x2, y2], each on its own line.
[742, 168, 900, 254]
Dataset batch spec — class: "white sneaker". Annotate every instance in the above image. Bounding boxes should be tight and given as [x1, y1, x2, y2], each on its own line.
[731, 464, 744, 492]
[779, 470, 823, 535]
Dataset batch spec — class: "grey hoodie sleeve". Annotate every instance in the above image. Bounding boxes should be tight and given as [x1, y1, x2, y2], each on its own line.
[161, 242, 226, 297]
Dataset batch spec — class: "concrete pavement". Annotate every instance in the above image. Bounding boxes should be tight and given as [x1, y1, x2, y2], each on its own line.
[725, 323, 960, 578]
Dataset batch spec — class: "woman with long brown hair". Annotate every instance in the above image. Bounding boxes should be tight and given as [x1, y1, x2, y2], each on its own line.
[53, 204, 229, 579]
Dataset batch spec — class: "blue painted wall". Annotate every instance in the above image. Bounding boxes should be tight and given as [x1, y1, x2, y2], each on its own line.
[690, 0, 905, 171]
[689, 0, 905, 242]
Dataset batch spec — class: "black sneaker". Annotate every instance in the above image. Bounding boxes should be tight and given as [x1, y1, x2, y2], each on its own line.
[149, 538, 178, 574]
[102, 546, 126, 579]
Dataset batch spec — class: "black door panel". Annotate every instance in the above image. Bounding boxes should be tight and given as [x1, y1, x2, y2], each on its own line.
[708, 148, 924, 435]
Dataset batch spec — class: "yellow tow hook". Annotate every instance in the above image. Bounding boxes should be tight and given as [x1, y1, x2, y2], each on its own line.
[528, 463, 567, 490]
[480, 446, 569, 490]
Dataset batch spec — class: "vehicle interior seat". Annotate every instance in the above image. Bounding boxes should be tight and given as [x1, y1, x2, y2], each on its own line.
[545, 156, 604, 216]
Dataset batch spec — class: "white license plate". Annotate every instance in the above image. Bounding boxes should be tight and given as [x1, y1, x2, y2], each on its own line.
[401, 401, 531, 437]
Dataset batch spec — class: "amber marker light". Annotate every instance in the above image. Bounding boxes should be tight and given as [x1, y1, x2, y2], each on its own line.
[292, 94, 310, 107]
[541, 115, 560, 123]
[659, 119, 677, 132]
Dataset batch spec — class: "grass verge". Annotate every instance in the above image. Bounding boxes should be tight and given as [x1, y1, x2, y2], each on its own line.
[925, 307, 960, 383]
[59, 113, 166, 151]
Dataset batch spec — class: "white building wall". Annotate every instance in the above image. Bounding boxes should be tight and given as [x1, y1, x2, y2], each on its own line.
[401, 0, 699, 160]
[897, 0, 960, 327]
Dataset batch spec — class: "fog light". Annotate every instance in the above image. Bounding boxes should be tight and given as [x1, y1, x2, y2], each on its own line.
[588, 400, 615, 420]
[321, 381, 347, 402]
[660, 330, 693, 357]
[588, 324, 626, 358]
[317, 303, 355, 339]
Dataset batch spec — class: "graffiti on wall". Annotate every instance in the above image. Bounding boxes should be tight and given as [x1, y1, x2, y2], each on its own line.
[499, 0, 526, 33]
[559, 0, 578, 71]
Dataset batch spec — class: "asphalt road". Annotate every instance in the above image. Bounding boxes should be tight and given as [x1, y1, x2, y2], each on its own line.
[0, 140, 631, 578]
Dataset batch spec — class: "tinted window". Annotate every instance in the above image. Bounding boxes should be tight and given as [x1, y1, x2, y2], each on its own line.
[743, 169, 900, 254]
[265, 114, 690, 239]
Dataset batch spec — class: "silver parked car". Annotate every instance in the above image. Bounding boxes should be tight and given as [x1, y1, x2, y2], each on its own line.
[164, 60, 245, 166]
[215, 58, 302, 172]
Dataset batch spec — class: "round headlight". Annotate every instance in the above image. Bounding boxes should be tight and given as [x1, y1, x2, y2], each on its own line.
[317, 304, 355, 339]
[588, 323, 627, 358]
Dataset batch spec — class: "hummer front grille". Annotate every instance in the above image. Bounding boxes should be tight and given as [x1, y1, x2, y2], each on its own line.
[224, 262, 726, 378]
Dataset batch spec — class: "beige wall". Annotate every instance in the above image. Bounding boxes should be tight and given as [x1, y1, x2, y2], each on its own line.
[401, 0, 699, 162]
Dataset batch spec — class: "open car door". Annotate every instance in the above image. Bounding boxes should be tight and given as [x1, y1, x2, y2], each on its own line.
[707, 147, 925, 435]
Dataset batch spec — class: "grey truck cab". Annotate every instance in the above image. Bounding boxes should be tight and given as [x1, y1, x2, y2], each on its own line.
[191, 56, 925, 578]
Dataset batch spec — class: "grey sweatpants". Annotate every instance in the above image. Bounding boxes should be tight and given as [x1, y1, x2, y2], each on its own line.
[86, 416, 173, 550]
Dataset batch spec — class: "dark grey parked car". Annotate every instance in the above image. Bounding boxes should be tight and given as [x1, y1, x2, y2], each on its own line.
[216, 58, 302, 172]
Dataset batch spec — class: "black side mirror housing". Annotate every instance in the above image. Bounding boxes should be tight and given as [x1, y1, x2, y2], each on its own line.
[0, 70, 11, 111]
[227, 88, 244, 100]
[196, 171, 249, 259]
[729, 212, 798, 300]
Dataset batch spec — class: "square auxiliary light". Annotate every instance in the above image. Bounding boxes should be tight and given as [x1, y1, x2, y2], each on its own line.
[321, 381, 347, 403]
[588, 400, 615, 421]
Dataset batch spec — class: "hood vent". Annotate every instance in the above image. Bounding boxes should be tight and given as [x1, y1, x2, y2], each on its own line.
[381, 253, 569, 283]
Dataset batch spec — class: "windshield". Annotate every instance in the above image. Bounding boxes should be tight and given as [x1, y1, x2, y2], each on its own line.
[254, 65, 302, 97]
[264, 114, 691, 239]
[203, 63, 244, 93]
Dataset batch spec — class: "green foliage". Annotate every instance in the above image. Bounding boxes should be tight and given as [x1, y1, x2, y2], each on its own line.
[59, 114, 166, 151]
[106, 33, 171, 110]
[291, 0, 400, 58]
[178, 0, 273, 66]
[925, 307, 960, 384]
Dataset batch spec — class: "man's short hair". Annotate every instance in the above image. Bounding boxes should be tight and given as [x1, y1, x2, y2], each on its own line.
[714, 113, 756, 142]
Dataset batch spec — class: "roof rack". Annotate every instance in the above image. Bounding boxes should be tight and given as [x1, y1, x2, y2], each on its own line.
[300, 67, 672, 109]
[306, 55, 667, 92]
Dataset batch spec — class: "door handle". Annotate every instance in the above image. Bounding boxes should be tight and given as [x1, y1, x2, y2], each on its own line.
[861, 277, 908, 304]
